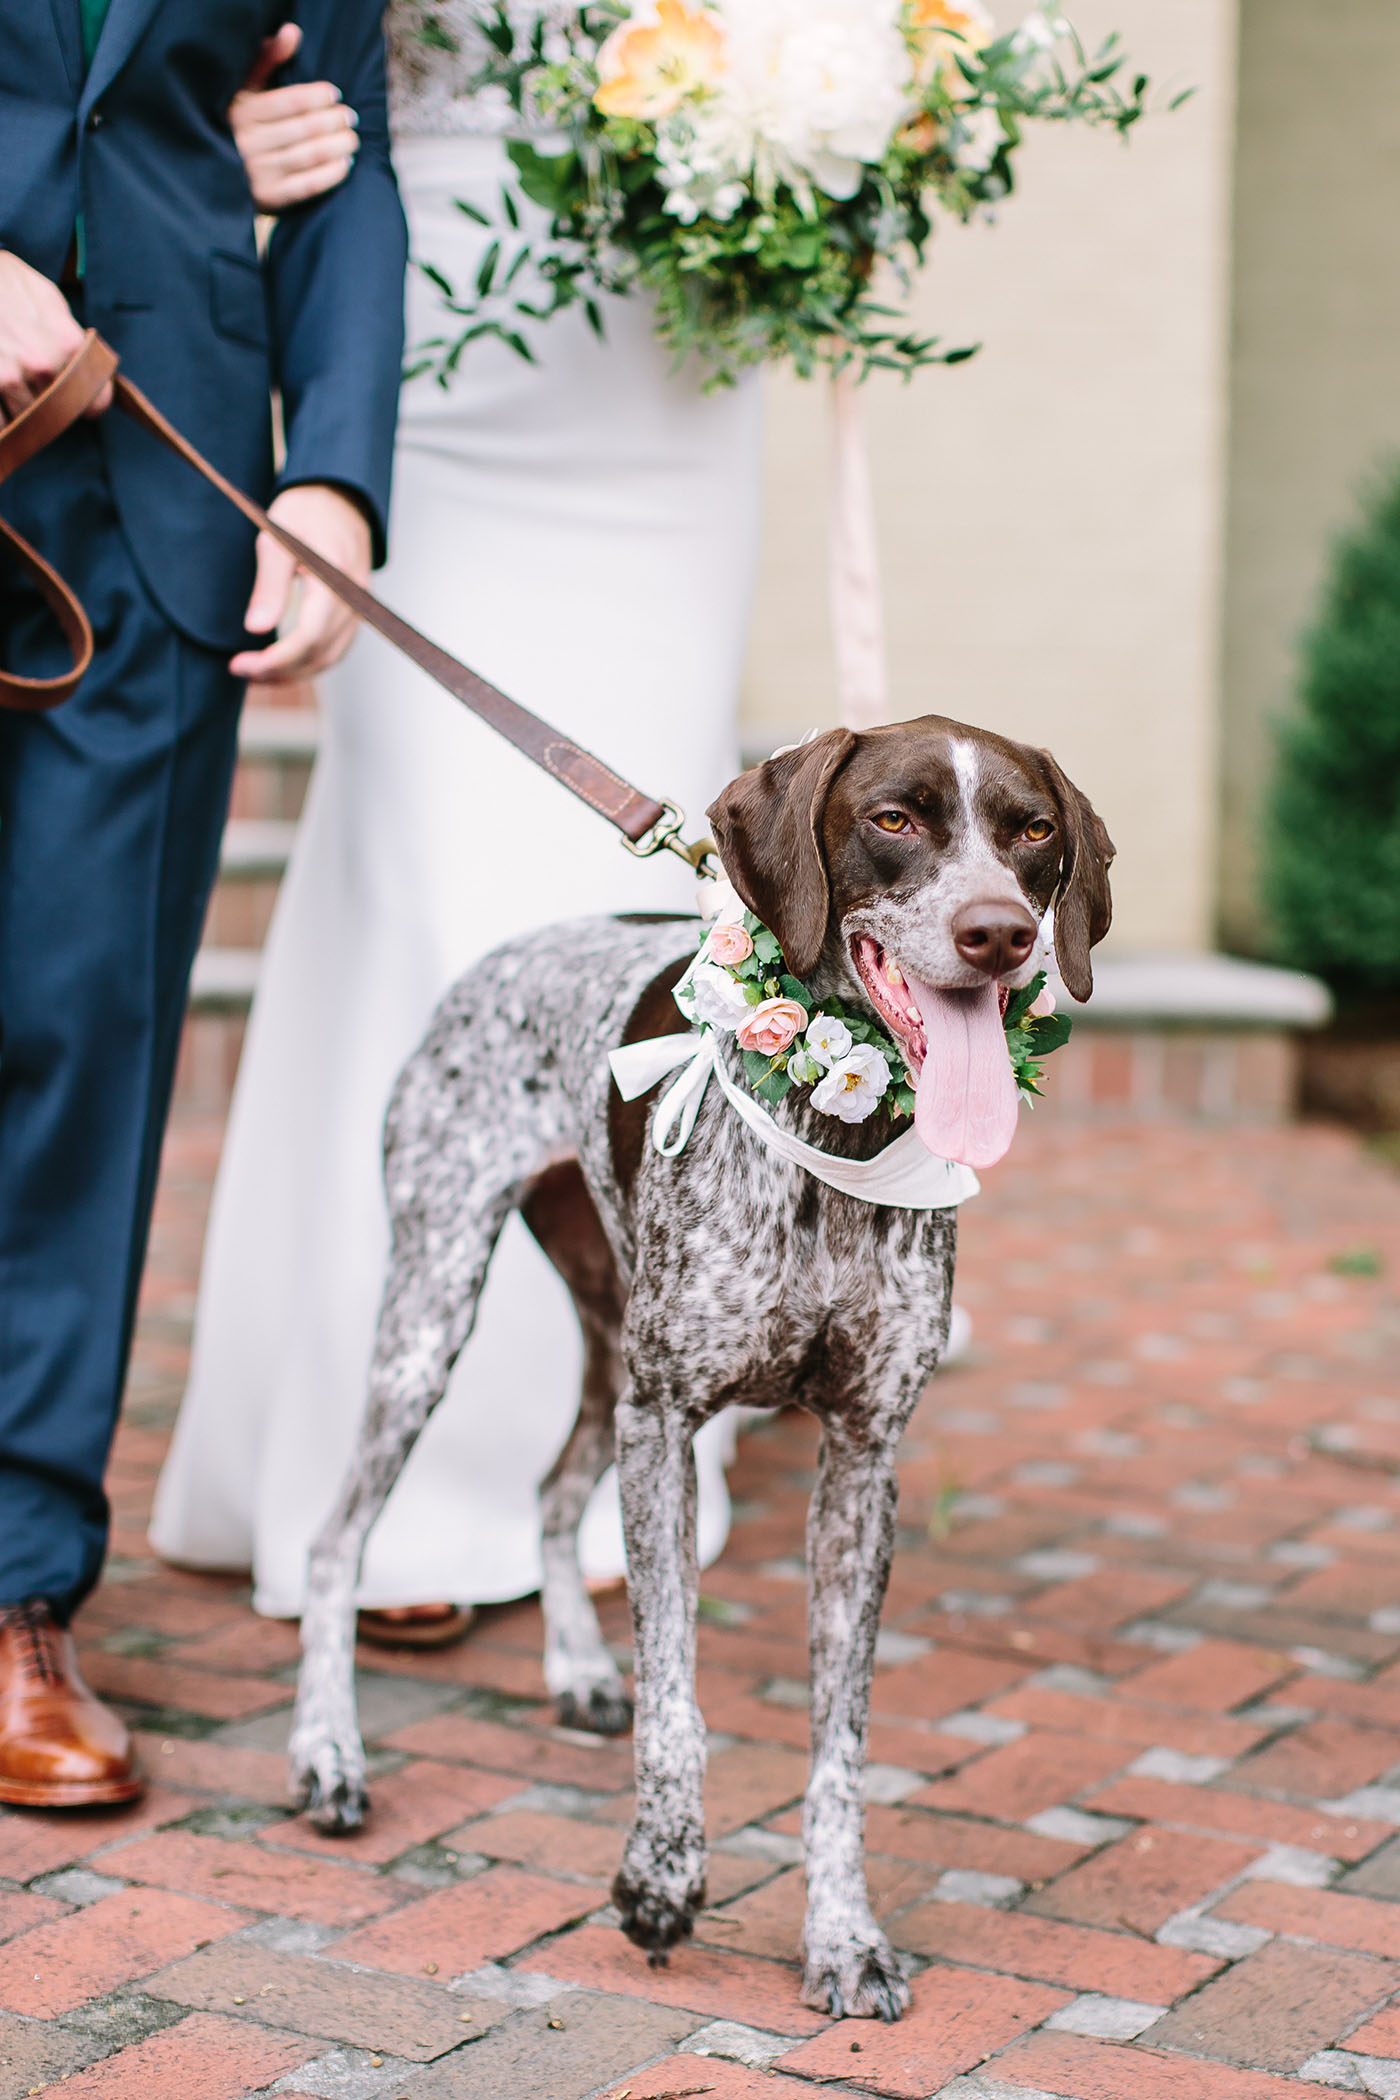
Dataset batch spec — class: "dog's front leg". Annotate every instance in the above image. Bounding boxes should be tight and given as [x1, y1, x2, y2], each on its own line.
[801, 1415, 912, 2022]
[611, 1387, 707, 1961]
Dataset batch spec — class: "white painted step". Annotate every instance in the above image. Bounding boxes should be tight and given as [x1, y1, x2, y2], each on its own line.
[219, 818, 298, 880]
[238, 705, 320, 761]
[189, 947, 260, 1013]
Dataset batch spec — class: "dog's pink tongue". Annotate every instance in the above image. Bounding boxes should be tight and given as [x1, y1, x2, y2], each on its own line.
[906, 977, 1020, 1169]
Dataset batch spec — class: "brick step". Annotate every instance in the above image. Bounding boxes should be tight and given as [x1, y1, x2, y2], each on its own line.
[229, 704, 319, 818]
[175, 707, 313, 1110]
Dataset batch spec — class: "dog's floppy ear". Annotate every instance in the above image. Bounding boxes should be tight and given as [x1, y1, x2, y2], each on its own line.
[707, 729, 857, 979]
[1036, 749, 1115, 1004]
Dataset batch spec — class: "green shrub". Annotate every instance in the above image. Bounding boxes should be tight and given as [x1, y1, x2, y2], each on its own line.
[1265, 463, 1400, 993]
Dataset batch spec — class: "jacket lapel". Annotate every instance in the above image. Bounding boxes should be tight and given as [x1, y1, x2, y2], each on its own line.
[78, 0, 165, 123]
[48, 0, 83, 91]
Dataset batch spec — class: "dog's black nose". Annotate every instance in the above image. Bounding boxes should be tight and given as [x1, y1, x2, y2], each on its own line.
[952, 901, 1037, 977]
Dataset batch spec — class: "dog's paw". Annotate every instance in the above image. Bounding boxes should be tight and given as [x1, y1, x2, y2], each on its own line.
[556, 1683, 633, 1737]
[612, 1859, 707, 1962]
[802, 1935, 911, 2022]
[289, 1734, 369, 1834]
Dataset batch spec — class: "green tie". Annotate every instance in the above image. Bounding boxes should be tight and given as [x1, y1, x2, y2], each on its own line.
[75, 0, 112, 276]
[79, 0, 111, 68]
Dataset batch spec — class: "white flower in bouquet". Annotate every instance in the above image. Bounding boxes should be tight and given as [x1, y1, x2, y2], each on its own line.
[640, 0, 918, 221]
[810, 1041, 891, 1121]
[1013, 7, 1070, 54]
[952, 103, 1006, 172]
[733, 0, 913, 198]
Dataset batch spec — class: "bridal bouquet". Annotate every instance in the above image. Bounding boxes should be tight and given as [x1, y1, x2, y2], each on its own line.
[413, 0, 1163, 390]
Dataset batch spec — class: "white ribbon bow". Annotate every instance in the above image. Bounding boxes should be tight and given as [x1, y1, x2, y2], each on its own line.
[608, 1032, 980, 1213]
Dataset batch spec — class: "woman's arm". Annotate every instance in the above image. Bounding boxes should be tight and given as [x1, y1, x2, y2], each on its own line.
[231, 23, 361, 213]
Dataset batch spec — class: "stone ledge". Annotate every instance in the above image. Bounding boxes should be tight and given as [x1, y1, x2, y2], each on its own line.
[1054, 950, 1332, 1032]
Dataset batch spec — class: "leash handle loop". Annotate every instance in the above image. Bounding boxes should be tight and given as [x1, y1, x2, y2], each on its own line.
[0, 330, 690, 852]
[0, 332, 118, 711]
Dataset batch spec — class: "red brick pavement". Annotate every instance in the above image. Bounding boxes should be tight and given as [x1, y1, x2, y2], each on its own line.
[7, 1112, 1400, 2095]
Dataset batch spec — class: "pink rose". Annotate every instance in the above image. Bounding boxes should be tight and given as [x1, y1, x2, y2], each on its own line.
[737, 997, 808, 1057]
[709, 921, 754, 966]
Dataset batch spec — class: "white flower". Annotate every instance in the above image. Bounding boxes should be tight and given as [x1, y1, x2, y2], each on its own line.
[1013, 8, 1067, 51]
[655, 0, 916, 220]
[690, 961, 755, 1033]
[952, 103, 1004, 171]
[804, 1013, 854, 1069]
[810, 1041, 891, 1121]
[1028, 985, 1056, 1019]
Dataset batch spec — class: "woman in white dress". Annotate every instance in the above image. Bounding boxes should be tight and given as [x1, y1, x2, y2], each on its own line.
[150, 4, 762, 1635]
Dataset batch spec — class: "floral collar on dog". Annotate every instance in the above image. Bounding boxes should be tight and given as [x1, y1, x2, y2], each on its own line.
[673, 888, 1072, 1128]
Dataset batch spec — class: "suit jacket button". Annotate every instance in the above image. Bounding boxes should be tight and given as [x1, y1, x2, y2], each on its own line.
[86, 110, 105, 131]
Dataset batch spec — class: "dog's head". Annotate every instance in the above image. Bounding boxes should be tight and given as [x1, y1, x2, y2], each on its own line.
[707, 716, 1114, 1168]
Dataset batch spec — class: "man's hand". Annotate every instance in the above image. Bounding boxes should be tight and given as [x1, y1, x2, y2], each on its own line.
[0, 253, 111, 420]
[231, 483, 372, 684]
[231, 22, 359, 214]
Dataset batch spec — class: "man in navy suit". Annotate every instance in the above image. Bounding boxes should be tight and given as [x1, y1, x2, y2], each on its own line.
[0, 1, 406, 1807]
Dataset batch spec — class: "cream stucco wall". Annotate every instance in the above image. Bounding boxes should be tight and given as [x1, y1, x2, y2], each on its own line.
[1219, 0, 1400, 953]
[741, 0, 1238, 952]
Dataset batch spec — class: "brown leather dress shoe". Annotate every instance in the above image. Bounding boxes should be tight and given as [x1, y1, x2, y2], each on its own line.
[0, 1602, 144, 1808]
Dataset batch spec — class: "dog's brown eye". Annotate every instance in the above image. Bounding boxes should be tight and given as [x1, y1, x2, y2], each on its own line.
[1023, 818, 1055, 843]
[871, 810, 912, 834]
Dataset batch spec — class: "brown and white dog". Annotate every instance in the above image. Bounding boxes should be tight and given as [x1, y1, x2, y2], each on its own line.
[288, 715, 1114, 2021]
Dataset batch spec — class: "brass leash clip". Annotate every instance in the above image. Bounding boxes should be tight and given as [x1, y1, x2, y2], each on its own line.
[621, 800, 720, 879]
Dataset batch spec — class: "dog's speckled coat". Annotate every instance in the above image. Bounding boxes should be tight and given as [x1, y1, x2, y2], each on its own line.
[288, 717, 1114, 2023]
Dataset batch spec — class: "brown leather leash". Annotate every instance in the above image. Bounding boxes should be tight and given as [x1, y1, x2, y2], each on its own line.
[0, 330, 704, 868]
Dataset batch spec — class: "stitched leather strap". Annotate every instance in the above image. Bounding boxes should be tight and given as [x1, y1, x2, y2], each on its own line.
[0, 332, 117, 711]
[0, 331, 668, 842]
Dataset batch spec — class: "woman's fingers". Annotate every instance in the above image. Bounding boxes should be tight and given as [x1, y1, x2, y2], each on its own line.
[255, 157, 355, 209]
[230, 89, 354, 159]
[241, 20, 302, 93]
[250, 109, 359, 167]
[230, 86, 358, 212]
[236, 80, 348, 131]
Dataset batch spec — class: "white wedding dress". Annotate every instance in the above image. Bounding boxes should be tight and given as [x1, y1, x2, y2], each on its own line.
[150, 6, 762, 1617]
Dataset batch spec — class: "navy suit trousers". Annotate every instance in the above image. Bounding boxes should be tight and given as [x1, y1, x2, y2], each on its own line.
[0, 423, 243, 1617]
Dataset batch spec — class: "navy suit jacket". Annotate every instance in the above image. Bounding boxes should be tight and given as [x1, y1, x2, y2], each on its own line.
[0, 0, 407, 650]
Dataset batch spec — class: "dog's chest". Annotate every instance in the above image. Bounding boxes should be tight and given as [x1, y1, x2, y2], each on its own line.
[626, 1104, 956, 1409]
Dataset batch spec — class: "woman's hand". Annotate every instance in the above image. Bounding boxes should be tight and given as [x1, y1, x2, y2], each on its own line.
[231, 22, 359, 214]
